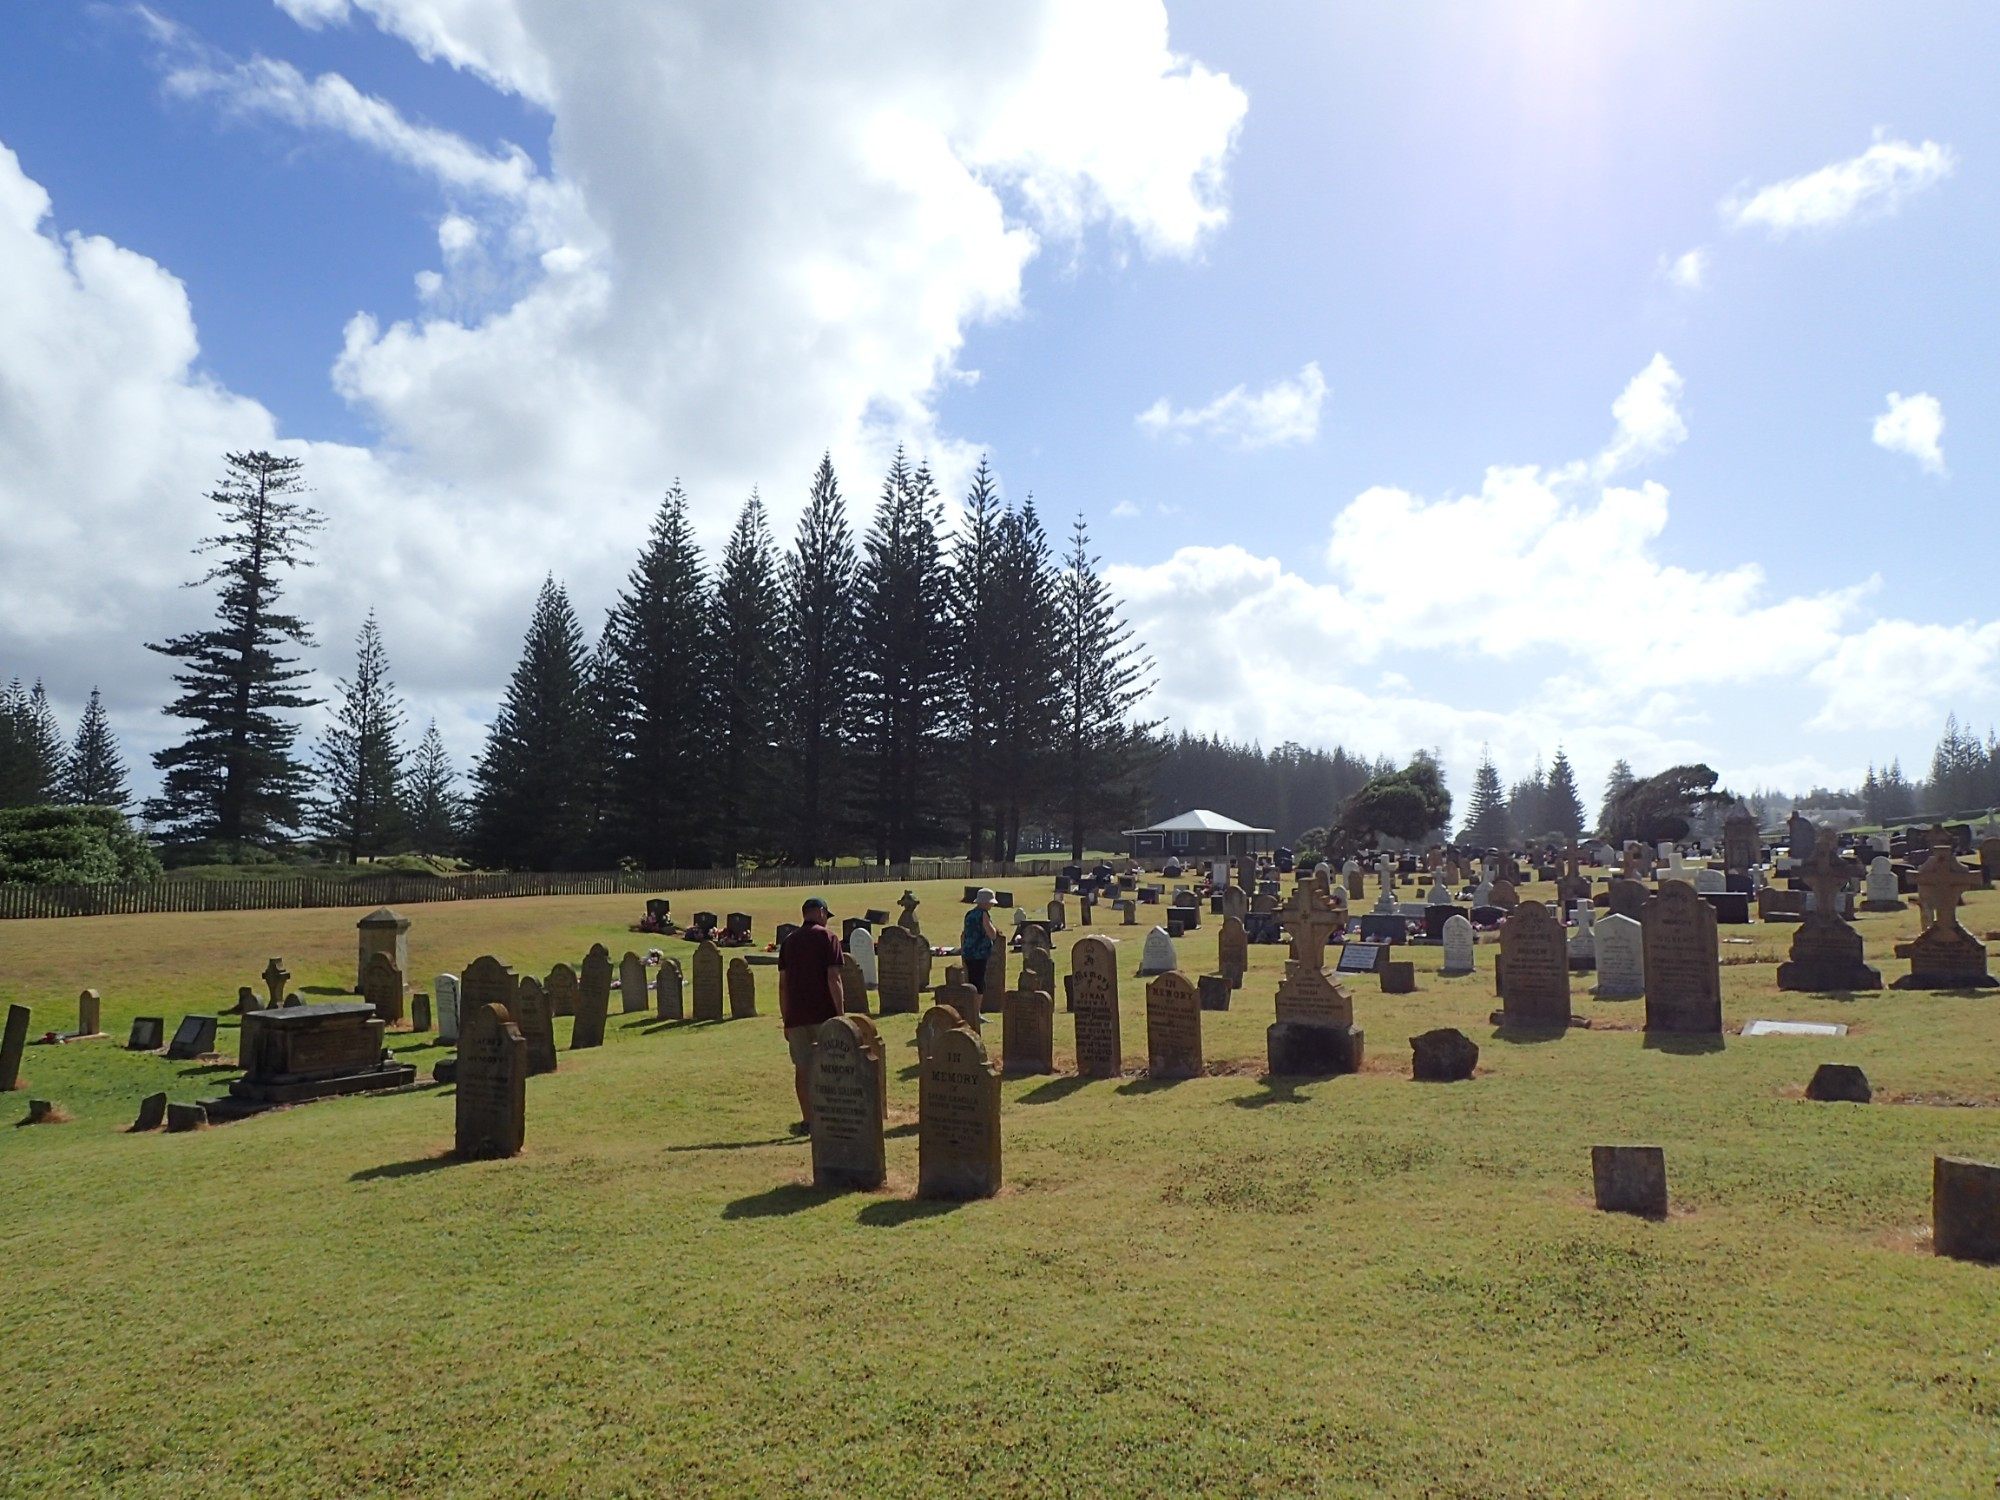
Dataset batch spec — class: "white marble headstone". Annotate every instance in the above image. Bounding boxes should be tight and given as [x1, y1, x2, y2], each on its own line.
[848, 926, 878, 987]
[1425, 879, 1451, 905]
[1567, 905, 1596, 961]
[1473, 880, 1494, 908]
[434, 972, 461, 1043]
[1866, 856, 1899, 905]
[1138, 926, 1178, 976]
[1441, 915, 1475, 974]
[1592, 915, 1644, 999]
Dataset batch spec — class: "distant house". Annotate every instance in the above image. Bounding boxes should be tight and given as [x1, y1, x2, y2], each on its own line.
[1122, 809, 1275, 862]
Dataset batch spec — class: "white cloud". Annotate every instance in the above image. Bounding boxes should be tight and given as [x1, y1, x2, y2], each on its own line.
[1592, 352, 1686, 478]
[1666, 247, 1708, 290]
[1110, 500, 1141, 519]
[1872, 390, 1946, 475]
[1808, 620, 2000, 731]
[1723, 135, 1954, 236]
[1136, 361, 1326, 449]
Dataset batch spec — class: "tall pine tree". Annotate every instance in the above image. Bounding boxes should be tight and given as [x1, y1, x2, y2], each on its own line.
[1459, 747, 1512, 848]
[0, 679, 67, 807]
[311, 612, 408, 862]
[988, 499, 1060, 860]
[712, 491, 785, 866]
[854, 449, 950, 865]
[601, 485, 712, 867]
[1544, 747, 1585, 837]
[468, 578, 592, 870]
[1052, 515, 1155, 862]
[145, 450, 323, 847]
[1597, 758, 1636, 836]
[403, 720, 463, 858]
[947, 459, 1006, 861]
[63, 688, 130, 808]
[776, 454, 859, 866]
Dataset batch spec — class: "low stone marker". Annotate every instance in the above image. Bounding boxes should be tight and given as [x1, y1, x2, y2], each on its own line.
[411, 994, 432, 1033]
[728, 957, 758, 1018]
[1001, 990, 1053, 1076]
[810, 1016, 886, 1190]
[455, 1002, 527, 1160]
[76, 990, 102, 1038]
[165, 1102, 207, 1133]
[657, 958, 684, 1021]
[166, 1015, 217, 1061]
[620, 952, 649, 1014]
[1933, 1156, 2000, 1264]
[363, 952, 406, 1027]
[128, 1016, 163, 1051]
[1197, 974, 1231, 1011]
[1592, 1145, 1668, 1219]
[917, 1021, 1002, 1201]
[1805, 1064, 1871, 1103]
[1380, 960, 1416, 994]
[0, 1004, 28, 1091]
[1145, 972, 1203, 1079]
[130, 1092, 167, 1132]
[1409, 1028, 1478, 1082]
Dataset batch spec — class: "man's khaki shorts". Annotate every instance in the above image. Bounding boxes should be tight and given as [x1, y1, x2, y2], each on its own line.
[786, 1025, 817, 1068]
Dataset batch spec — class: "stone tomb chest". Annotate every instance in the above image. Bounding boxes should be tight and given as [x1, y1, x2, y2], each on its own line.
[211, 1001, 416, 1119]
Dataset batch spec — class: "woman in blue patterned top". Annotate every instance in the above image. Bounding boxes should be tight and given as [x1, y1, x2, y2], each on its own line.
[960, 887, 999, 993]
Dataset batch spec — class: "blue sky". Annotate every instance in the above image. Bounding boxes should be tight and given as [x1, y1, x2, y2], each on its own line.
[0, 1, 1993, 811]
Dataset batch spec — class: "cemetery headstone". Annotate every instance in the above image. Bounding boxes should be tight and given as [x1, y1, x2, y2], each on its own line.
[1145, 972, 1203, 1079]
[657, 958, 684, 1021]
[570, 955, 610, 1049]
[728, 957, 758, 1018]
[130, 1092, 167, 1132]
[692, 941, 725, 1021]
[619, 951, 649, 1014]
[1198, 974, 1231, 1011]
[1592, 1144, 1668, 1218]
[1217, 915, 1248, 990]
[166, 1014, 217, 1060]
[165, 1102, 207, 1133]
[1591, 914, 1644, 1000]
[1410, 1027, 1479, 1081]
[1805, 1064, 1871, 1103]
[76, 989, 101, 1038]
[1498, 902, 1570, 1028]
[875, 926, 924, 1015]
[1137, 926, 1178, 976]
[512, 976, 558, 1075]
[1567, 905, 1597, 971]
[1641, 880, 1722, 1034]
[1723, 809, 1758, 872]
[810, 1016, 887, 1190]
[1441, 915, 1476, 975]
[1605, 878, 1648, 920]
[1863, 856, 1903, 911]
[897, 889, 923, 935]
[840, 954, 867, 1015]
[455, 1002, 527, 1160]
[362, 952, 406, 1027]
[1932, 1156, 2000, 1264]
[0, 1005, 28, 1091]
[411, 994, 432, 1033]
[1001, 990, 1054, 1076]
[128, 1016, 163, 1051]
[848, 926, 878, 988]
[261, 957, 289, 1010]
[1071, 935, 1123, 1078]
[918, 1022, 1002, 1201]
[354, 907, 412, 994]
[544, 963, 580, 1019]
[434, 973, 461, 1044]
[1380, 960, 1416, 994]
[1488, 878, 1520, 910]
[1777, 830, 1882, 993]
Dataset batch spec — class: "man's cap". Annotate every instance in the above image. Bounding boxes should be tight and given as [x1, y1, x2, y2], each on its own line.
[974, 887, 996, 904]
[801, 895, 830, 913]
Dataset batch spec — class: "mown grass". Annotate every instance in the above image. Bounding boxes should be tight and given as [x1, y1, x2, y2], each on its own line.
[2, 876, 1998, 1496]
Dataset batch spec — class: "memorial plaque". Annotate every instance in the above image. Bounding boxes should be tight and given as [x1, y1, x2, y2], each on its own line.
[727, 957, 758, 1018]
[544, 963, 580, 1020]
[362, 952, 405, 1027]
[166, 1014, 217, 1060]
[810, 1016, 886, 1190]
[917, 1023, 1002, 1201]
[1217, 915, 1248, 990]
[691, 941, 725, 1021]
[1591, 914, 1644, 1000]
[657, 958, 684, 1020]
[1002, 990, 1054, 1076]
[1641, 881, 1721, 1033]
[620, 952, 649, 1014]
[455, 1002, 526, 1160]
[875, 925, 924, 1015]
[511, 976, 558, 1075]
[1071, 935, 1123, 1078]
[1498, 902, 1570, 1028]
[1145, 972, 1203, 1079]
[1336, 943, 1385, 975]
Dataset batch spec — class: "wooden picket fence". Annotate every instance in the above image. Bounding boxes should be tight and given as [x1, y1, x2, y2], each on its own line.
[0, 859, 1060, 921]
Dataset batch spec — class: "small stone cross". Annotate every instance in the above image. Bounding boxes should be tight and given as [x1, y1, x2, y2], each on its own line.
[261, 957, 290, 1010]
[1914, 847, 1981, 933]
[1795, 829, 1860, 920]
[1280, 885, 1343, 970]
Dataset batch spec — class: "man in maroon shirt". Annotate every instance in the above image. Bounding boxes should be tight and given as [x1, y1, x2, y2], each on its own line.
[777, 896, 846, 1134]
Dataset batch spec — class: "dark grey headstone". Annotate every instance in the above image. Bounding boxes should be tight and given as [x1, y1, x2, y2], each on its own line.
[165, 1102, 207, 1133]
[131, 1092, 168, 1131]
[1197, 974, 1231, 1011]
[128, 1017, 164, 1051]
[1934, 1156, 2000, 1263]
[165, 1015, 217, 1060]
[1805, 1064, 1871, 1103]
[1592, 1145, 1667, 1218]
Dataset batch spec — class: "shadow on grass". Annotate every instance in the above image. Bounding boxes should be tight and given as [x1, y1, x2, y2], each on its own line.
[350, 1154, 457, 1182]
[1490, 1026, 1566, 1046]
[723, 1183, 835, 1219]
[302, 986, 349, 997]
[885, 1122, 919, 1139]
[856, 1197, 963, 1227]
[1016, 1075, 1091, 1106]
[667, 1136, 801, 1153]
[176, 1063, 238, 1078]
[897, 1063, 921, 1081]
[1230, 1075, 1313, 1108]
[1643, 1032, 1726, 1055]
[1115, 1075, 1188, 1096]
[638, 1018, 693, 1034]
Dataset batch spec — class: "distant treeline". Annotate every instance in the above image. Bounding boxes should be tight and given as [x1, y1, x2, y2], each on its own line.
[1147, 734, 1389, 844]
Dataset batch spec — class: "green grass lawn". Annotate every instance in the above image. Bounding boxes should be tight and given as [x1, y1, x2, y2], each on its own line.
[2, 876, 1998, 1496]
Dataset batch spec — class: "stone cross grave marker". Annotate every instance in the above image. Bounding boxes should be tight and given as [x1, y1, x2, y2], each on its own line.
[1567, 906, 1596, 968]
[1641, 880, 1721, 1033]
[1591, 914, 1644, 1000]
[1280, 884, 1343, 970]
[435, 973, 461, 1043]
[1002, 989, 1053, 1076]
[619, 951, 649, 1014]
[1217, 915, 1248, 990]
[897, 889, 923, 935]
[1777, 828, 1882, 993]
[810, 1016, 886, 1191]
[512, 975, 558, 1074]
[261, 957, 289, 1010]
[918, 1021, 1002, 1201]
[1441, 914, 1475, 975]
[657, 958, 684, 1020]
[1914, 844, 1981, 933]
[544, 963, 580, 1019]
[363, 952, 405, 1027]
[1071, 935, 1123, 1078]
[1145, 972, 1203, 1079]
[691, 941, 725, 1021]
[875, 925, 923, 1015]
[1498, 901, 1570, 1028]
[455, 1002, 527, 1160]
[728, 957, 758, 1018]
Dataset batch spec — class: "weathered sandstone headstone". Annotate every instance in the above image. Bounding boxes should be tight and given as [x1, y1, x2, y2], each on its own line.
[1498, 902, 1570, 1028]
[1071, 935, 1123, 1078]
[657, 958, 684, 1021]
[619, 951, 648, 1014]
[691, 941, 725, 1021]
[455, 1002, 527, 1160]
[1001, 990, 1053, 1076]
[918, 1022, 1001, 1201]
[1642, 880, 1722, 1033]
[727, 957, 758, 1018]
[354, 907, 411, 994]
[363, 952, 405, 1027]
[810, 1016, 886, 1190]
[874, 925, 924, 1015]
[544, 963, 580, 1019]
[1145, 972, 1203, 1079]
